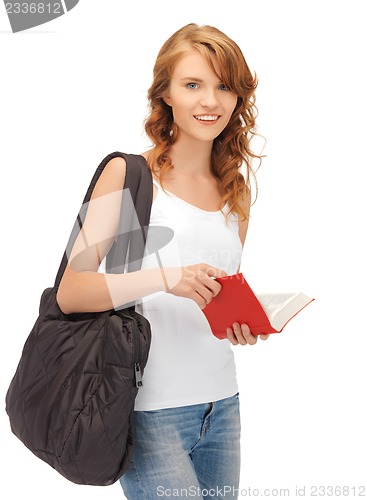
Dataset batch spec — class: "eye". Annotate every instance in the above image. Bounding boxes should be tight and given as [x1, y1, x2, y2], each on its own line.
[187, 82, 199, 90]
[219, 83, 229, 91]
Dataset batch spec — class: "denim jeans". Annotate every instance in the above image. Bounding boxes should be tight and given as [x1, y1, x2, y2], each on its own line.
[119, 392, 241, 499]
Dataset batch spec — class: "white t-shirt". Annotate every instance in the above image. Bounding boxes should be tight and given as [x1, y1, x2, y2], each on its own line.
[134, 177, 243, 411]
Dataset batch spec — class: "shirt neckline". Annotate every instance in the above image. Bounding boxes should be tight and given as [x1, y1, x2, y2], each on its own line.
[152, 177, 227, 215]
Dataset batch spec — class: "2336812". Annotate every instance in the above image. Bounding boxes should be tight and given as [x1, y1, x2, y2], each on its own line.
[5, 2, 62, 14]
[309, 485, 366, 496]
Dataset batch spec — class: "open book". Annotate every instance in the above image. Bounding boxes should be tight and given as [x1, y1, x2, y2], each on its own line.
[202, 273, 314, 339]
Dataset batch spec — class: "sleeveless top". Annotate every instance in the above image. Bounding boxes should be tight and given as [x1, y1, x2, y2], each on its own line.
[134, 176, 243, 411]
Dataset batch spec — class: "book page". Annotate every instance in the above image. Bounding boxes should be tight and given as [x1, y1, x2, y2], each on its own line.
[257, 292, 313, 331]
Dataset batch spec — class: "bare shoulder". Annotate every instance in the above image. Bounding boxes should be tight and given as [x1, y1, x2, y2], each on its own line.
[90, 156, 127, 201]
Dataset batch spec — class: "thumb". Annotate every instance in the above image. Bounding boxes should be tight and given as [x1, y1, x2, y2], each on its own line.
[206, 265, 227, 279]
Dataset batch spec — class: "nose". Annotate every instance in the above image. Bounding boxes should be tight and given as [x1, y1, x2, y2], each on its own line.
[199, 89, 219, 109]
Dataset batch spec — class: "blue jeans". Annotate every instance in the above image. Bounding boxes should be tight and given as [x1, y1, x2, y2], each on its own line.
[119, 392, 241, 499]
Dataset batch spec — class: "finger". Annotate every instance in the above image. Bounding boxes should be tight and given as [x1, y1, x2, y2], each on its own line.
[200, 277, 222, 298]
[204, 264, 227, 279]
[231, 323, 248, 346]
[197, 265, 226, 297]
[226, 327, 239, 346]
[192, 291, 210, 310]
[260, 334, 270, 340]
[240, 323, 257, 345]
[195, 284, 216, 307]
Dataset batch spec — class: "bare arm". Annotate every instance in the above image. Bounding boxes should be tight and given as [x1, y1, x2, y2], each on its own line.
[56, 157, 226, 314]
[56, 157, 168, 314]
[235, 188, 252, 271]
[228, 189, 270, 344]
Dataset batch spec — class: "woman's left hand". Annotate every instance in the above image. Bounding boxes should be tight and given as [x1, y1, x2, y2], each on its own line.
[226, 323, 270, 346]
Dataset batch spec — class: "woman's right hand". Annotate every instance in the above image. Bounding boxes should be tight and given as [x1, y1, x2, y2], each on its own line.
[164, 263, 227, 309]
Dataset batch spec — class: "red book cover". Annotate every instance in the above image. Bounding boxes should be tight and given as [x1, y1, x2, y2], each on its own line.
[202, 273, 314, 340]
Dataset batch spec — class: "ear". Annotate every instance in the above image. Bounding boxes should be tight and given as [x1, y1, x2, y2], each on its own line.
[162, 95, 171, 106]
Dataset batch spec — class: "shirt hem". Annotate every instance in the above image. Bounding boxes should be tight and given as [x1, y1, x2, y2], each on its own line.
[134, 386, 239, 411]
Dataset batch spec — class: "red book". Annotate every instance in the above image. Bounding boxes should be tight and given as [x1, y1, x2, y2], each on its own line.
[202, 273, 314, 340]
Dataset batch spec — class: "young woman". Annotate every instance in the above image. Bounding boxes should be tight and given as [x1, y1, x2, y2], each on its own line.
[57, 23, 269, 499]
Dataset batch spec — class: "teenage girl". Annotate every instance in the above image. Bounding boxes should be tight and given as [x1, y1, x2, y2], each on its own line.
[57, 23, 269, 500]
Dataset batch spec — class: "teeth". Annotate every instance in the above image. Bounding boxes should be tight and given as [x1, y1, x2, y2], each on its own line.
[194, 115, 219, 121]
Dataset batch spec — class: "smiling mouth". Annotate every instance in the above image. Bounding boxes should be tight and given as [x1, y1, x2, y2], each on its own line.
[194, 115, 221, 123]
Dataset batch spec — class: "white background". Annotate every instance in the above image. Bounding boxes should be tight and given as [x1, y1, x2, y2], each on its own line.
[1, 1, 366, 498]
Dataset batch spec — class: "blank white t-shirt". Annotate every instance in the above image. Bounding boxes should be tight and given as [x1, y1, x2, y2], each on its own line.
[134, 177, 243, 411]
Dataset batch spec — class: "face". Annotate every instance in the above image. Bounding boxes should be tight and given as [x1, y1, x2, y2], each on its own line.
[163, 48, 238, 145]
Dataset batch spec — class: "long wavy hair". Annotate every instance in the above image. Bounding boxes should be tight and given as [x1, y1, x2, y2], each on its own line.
[144, 23, 263, 222]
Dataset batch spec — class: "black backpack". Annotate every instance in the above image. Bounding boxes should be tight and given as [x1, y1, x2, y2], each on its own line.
[5, 152, 153, 486]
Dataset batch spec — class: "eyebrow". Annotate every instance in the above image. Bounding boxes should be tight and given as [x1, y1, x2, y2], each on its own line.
[180, 77, 204, 82]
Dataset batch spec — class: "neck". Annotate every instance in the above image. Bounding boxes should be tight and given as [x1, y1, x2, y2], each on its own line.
[168, 135, 214, 177]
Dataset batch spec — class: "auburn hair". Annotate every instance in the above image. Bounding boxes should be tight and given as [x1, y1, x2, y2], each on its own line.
[144, 23, 263, 223]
